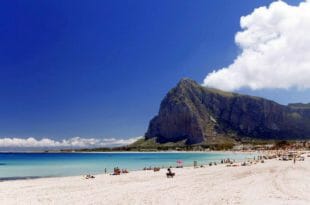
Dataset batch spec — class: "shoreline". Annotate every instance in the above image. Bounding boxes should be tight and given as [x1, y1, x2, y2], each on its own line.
[0, 151, 309, 204]
[0, 150, 258, 154]
[0, 151, 259, 182]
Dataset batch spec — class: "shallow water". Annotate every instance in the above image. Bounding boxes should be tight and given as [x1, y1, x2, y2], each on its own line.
[0, 152, 255, 180]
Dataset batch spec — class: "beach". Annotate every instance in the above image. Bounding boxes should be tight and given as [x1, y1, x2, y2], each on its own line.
[0, 153, 309, 205]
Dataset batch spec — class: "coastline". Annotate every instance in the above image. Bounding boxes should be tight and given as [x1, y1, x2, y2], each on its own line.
[0, 150, 258, 154]
[0, 151, 258, 182]
[0, 151, 309, 205]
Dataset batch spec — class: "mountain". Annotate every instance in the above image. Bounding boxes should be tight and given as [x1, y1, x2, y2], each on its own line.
[144, 78, 310, 145]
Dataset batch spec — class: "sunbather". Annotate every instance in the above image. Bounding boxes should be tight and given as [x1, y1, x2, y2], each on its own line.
[153, 167, 160, 172]
[122, 169, 129, 174]
[113, 168, 121, 175]
[85, 174, 95, 179]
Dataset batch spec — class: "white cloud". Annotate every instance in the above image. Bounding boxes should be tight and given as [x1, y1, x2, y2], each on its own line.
[0, 136, 142, 149]
[203, 0, 310, 91]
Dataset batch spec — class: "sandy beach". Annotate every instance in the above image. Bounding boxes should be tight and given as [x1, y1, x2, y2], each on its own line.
[0, 154, 309, 205]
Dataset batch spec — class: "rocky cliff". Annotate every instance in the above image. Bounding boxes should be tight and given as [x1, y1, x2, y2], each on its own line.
[145, 78, 310, 145]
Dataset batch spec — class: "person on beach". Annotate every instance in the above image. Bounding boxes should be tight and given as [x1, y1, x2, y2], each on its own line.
[166, 168, 175, 178]
[85, 174, 95, 179]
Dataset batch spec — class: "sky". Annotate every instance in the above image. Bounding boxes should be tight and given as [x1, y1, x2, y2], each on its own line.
[0, 0, 309, 148]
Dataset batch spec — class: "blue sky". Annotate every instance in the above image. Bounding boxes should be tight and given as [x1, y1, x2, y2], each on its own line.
[0, 0, 307, 142]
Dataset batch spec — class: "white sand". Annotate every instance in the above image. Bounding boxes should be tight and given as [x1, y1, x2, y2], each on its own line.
[1, 156, 309, 205]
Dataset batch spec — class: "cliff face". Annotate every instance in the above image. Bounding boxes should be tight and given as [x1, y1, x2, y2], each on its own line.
[145, 78, 310, 145]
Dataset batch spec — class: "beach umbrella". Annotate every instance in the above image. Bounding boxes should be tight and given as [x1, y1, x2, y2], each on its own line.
[176, 160, 183, 165]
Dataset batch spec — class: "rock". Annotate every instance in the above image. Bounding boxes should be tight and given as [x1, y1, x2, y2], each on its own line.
[145, 78, 310, 145]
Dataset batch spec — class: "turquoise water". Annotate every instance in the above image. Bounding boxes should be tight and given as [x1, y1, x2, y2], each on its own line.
[0, 152, 255, 180]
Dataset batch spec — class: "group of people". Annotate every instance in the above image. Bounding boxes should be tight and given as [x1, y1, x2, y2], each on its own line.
[112, 167, 129, 175]
[220, 158, 235, 164]
[143, 166, 175, 177]
[143, 166, 161, 172]
[85, 166, 175, 179]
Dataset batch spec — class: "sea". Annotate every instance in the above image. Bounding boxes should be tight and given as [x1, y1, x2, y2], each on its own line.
[0, 152, 256, 180]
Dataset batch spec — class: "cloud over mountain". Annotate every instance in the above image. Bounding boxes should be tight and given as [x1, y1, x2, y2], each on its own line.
[203, 0, 310, 91]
